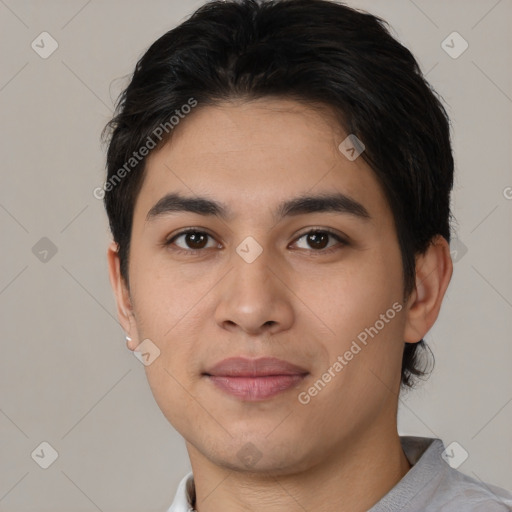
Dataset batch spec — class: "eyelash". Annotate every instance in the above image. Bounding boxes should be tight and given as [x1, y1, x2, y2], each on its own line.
[163, 227, 348, 255]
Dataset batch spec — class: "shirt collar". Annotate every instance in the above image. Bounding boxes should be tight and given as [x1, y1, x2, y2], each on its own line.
[167, 471, 195, 512]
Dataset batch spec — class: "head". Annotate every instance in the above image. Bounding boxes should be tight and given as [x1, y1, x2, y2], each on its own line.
[104, 0, 453, 473]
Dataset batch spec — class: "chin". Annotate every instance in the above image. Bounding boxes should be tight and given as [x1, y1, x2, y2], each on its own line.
[204, 434, 316, 475]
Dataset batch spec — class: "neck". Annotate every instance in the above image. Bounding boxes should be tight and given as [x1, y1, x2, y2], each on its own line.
[187, 426, 411, 512]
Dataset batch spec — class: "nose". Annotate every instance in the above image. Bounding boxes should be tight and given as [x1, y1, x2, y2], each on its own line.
[214, 246, 294, 336]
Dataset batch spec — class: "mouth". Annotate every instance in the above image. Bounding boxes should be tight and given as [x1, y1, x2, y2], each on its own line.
[203, 357, 309, 401]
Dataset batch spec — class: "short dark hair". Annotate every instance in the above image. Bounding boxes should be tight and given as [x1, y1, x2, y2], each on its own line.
[102, 0, 454, 389]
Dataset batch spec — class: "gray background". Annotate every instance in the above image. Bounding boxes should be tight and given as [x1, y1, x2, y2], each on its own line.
[0, 0, 511, 510]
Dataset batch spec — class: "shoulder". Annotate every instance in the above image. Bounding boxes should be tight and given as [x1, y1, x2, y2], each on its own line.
[384, 437, 512, 512]
[436, 467, 512, 511]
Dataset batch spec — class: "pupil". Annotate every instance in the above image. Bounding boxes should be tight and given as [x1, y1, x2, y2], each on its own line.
[308, 232, 328, 249]
[187, 232, 206, 249]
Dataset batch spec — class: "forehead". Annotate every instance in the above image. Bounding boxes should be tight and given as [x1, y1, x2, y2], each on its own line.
[133, 98, 392, 227]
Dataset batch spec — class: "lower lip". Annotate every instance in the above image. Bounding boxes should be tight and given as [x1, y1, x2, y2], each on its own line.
[206, 374, 307, 401]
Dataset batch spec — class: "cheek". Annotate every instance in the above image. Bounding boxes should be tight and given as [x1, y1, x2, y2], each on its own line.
[132, 297, 207, 433]
[298, 249, 403, 338]
[143, 358, 205, 439]
[129, 247, 215, 336]
[128, 260, 209, 399]
[298, 246, 406, 397]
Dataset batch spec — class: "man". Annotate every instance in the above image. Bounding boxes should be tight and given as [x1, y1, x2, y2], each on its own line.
[102, 0, 512, 510]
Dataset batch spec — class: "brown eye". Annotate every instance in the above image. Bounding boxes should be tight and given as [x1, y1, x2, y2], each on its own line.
[182, 231, 208, 249]
[292, 229, 347, 252]
[166, 230, 218, 251]
[306, 231, 329, 249]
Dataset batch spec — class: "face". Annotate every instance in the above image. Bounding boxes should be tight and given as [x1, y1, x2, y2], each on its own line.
[113, 98, 414, 473]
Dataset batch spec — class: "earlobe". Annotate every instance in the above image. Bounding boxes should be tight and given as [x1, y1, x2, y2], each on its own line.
[403, 235, 453, 343]
[125, 335, 138, 351]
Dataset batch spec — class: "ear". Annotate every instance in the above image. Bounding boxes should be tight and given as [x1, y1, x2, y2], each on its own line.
[403, 235, 453, 343]
[107, 240, 138, 350]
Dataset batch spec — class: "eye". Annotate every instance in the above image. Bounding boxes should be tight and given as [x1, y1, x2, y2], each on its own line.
[165, 229, 220, 253]
[164, 228, 347, 255]
[291, 229, 347, 253]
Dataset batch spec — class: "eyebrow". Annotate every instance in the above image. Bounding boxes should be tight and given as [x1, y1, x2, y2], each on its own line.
[145, 191, 371, 223]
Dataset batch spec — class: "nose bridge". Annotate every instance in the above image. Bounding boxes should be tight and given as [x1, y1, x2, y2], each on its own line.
[214, 235, 294, 333]
[231, 236, 274, 294]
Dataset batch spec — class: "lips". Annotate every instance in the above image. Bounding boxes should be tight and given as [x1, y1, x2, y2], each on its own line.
[204, 356, 308, 377]
[203, 357, 309, 401]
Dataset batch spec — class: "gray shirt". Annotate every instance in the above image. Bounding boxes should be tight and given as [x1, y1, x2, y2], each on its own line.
[167, 436, 512, 511]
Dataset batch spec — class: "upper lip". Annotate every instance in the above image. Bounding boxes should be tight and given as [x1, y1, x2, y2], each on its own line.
[204, 357, 309, 377]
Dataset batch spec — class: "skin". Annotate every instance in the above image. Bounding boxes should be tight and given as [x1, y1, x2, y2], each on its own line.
[108, 98, 453, 512]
